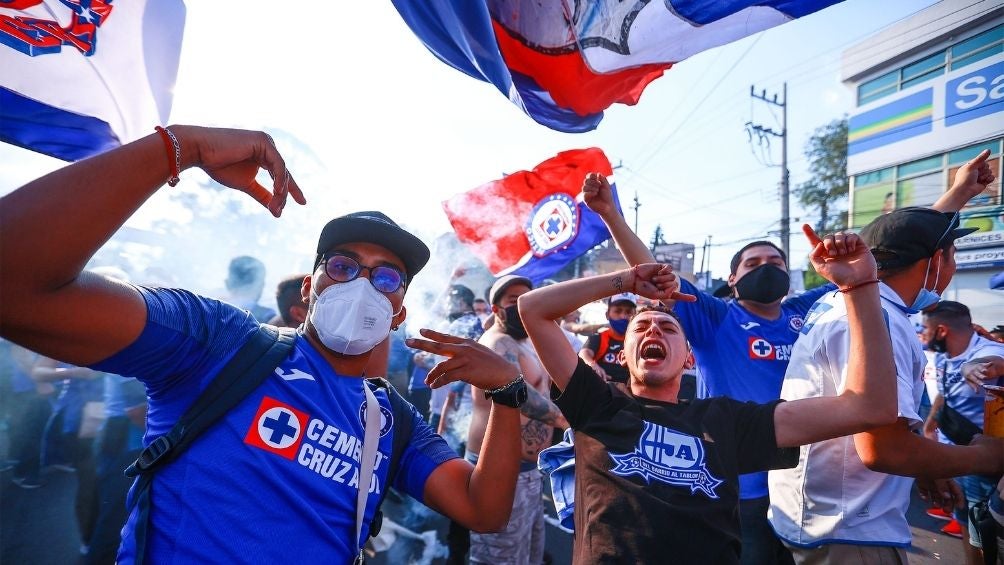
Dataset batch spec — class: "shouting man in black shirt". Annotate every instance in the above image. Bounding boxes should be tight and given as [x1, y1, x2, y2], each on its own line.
[515, 227, 899, 564]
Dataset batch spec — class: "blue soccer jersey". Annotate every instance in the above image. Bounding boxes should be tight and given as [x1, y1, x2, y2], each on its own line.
[674, 278, 832, 499]
[92, 287, 457, 564]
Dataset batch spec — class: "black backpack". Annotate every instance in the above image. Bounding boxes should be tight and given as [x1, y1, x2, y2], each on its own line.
[124, 325, 414, 564]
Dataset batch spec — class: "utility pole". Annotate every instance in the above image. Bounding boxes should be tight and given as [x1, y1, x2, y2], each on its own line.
[632, 192, 641, 233]
[746, 82, 789, 259]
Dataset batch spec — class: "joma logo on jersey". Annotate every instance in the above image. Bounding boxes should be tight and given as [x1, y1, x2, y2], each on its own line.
[609, 422, 723, 498]
[244, 396, 310, 460]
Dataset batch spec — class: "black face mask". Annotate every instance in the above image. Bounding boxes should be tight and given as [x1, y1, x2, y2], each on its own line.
[733, 264, 790, 304]
[502, 305, 528, 340]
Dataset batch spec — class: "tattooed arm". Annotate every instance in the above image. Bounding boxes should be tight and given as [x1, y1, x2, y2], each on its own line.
[493, 336, 568, 429]
[521, 386, 569, 430]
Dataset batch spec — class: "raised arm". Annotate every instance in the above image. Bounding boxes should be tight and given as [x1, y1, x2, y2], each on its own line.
[582, 173, 657, 262]
[519, 263, 694, 391]
[932, 149, 996, 212]
[407, 329, 522, 532]
[773, 227, 898, 448]
[0, 126, 304, 365]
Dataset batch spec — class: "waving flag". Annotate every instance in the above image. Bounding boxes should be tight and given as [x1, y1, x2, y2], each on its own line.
[392, 0, 841, 132]
[0, 0, 186, 161]
[444, 148, 621, 284]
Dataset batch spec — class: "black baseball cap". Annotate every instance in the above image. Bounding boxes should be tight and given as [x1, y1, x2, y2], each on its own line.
[449, 284, 475, 308]
[315, 211, 430, 281]
[860, 207, 977, 270]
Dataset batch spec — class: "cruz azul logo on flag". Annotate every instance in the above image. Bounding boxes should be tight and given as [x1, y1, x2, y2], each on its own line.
[0, 0, 114, 57]
[609, 421, 723, 498]
[526, 193, 579, 257]
[244, 396, 311, 460]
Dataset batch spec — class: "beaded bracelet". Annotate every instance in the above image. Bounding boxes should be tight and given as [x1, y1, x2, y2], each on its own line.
[155, 126, 181, 187]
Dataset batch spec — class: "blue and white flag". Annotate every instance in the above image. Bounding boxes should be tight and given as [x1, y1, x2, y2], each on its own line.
[0, 0, 186, 161]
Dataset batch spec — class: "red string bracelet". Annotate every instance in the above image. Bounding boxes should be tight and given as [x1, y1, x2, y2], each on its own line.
[839, 279, 880, 293]
[155, 126, 181, 187]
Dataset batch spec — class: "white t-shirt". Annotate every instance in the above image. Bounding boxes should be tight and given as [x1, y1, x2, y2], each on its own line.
[768, 283, 926, 547]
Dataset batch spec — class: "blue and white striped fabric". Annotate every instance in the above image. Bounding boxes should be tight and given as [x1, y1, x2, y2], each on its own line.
[538, 427, 576, 531]
[0, 0, 186, 161]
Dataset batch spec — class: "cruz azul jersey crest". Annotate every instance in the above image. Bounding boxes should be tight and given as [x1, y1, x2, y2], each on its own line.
[525, 193, 579, 257]
[609, 421, 724, 498]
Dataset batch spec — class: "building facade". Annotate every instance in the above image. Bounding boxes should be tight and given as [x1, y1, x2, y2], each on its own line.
[842, 0, 1003, 326]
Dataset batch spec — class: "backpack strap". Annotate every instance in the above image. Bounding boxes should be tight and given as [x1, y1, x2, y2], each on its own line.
[125, 324, 296, 565]
[365, 377, 414, 538]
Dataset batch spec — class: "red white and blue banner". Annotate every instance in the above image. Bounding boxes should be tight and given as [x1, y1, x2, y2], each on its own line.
[443, 147, 621, 284]
[392, 0, 842, 133]
[0, 0, 186, 161]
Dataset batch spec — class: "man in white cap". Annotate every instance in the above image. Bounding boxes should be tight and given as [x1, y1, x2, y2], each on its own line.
[466, 274, 569, 565]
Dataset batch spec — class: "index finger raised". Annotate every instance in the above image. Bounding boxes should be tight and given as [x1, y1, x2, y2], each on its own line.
[802, 224, 823, 248]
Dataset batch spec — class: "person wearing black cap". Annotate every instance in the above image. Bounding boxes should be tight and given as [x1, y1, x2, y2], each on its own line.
[466, 274, 569, 565]
[769, 150, 1004, 564]
[0, 126, 525, 564]
[582, 172, 835, 564]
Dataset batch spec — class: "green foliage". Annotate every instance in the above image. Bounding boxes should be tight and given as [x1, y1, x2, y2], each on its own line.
[802, 262, 828, 290]
[795, 118, 849, 233]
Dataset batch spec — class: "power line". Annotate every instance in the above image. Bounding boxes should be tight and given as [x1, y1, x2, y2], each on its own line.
[628, 2, 999, 172]
[633, 34, 764, 172]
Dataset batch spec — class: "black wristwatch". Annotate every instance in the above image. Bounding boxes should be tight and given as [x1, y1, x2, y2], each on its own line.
[484, 375, 528, 408]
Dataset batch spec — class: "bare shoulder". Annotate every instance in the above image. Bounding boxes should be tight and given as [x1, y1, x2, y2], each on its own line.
[480, 327, 518, 357]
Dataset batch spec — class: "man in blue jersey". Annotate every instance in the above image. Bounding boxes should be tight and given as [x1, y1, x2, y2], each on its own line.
[0, 126, 526, 564]
[582, 172, 832, 564]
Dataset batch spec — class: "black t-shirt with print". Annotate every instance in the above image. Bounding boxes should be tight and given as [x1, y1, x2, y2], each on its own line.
[553, 359, 797, 564]
[585, 332, 629, 383]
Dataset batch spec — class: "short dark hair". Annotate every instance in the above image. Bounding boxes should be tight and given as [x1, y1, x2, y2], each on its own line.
[275, 274, 307, 326]
[730, 241, 787, 275]
[923, 300, 971, 331]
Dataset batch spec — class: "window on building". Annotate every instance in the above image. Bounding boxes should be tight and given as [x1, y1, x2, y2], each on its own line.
[901, 52, 945, 89]
[948, 140, 1002, 207]
[898, 155, 943, 177]
[851, 167, 895, 228]
[950, 24, 1004, 70]
[857, 71, 899, 105]
[895, 155, 946, 208]
[856, 24, 1004, 106]
[898, 172, 944, 208]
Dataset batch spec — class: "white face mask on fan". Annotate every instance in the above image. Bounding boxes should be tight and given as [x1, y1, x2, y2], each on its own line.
[309, 278, 398, 355]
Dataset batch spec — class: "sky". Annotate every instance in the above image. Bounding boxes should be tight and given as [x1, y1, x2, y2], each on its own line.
[0, 0, 941, 296]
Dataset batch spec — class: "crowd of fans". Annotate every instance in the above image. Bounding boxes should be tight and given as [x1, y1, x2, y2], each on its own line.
[0, 126, 1002, 565]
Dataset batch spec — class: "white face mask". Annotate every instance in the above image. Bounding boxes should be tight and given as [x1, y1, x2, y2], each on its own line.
[309, 278, 397, 355]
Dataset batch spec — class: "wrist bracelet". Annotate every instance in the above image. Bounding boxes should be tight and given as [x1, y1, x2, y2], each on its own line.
[838, 279, 880, 293]
[484, 374, 524, 395]
[155, 126, 181, 187]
